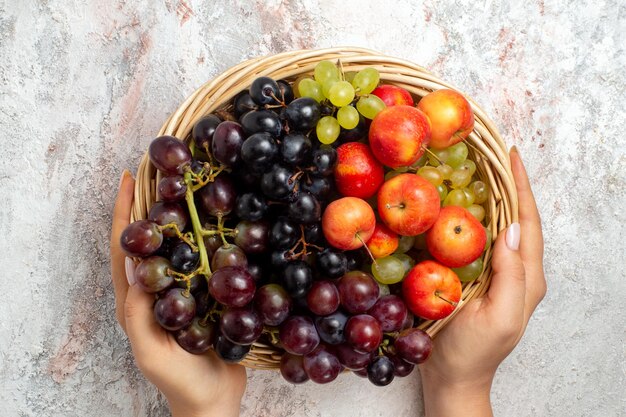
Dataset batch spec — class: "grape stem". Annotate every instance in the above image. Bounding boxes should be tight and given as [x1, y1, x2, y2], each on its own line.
[421, 146, 444, 165]
[167, 268, 197, 294]
[184, 172, 212, 278]
[287, 225, 323, 260]
[159, 223, 198, 251]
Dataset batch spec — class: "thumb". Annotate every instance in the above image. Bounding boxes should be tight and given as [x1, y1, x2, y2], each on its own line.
[124, 269, 169, 361]
[485, 223, 526, 332]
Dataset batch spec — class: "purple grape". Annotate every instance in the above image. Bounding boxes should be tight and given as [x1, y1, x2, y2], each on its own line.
[352, 367, 368, 378]
[311, 147, 337, 177]
[234, 92, 258, 119]
[134, 256, 174, 293]
[215, 334, 251, 363]
[270, 217, 300, 249]
[281, 133, 312, 166]
[389, 354, 415, 377]
[280, 353, 309, 384]
[303, 345, 342, 384]
[241, 132, 278, 172]
[234, 220, 270, 254]
[148, 201, 188, 238]
[240, 110, 282, 137]
[192, 114, 221, 150]
[250, 76, 280, 105]
[175, 317, 216, 354]
[211, 245, 248, 270]
[345, 314, 383, 353]
[158, 175, 187, 202]
[314, 310, 348, 345]
[235, 192, 268, 221]
[394, 328, 433, 365]
[149, 136, 192, 175]
[288, 192, 321, 224]
[277, 80, 294, 104]
[316, 248, 348, 279]
[120, 220, 163, 257]
[154, 288, 196, 331]
[220, 307, 263, 345]
[307, 281, 340, 316]
[208, 266, 255, 308]
[334, 343, 374, 370]
[282, 261, 313, 298]
[203, 234, 223, 259]
[279, 316, 320, 355]
[261, 164, 297, 201]
[367, 356, 395, 386]
[284, 97, 321, 131]
[170, 241, 200, 273]
[337, 271, 380, 314]
[367, 295, 408, 332]
[211, 121, 245, 166]
[255, 284, 291, 326]
[197, 174, 237, 217]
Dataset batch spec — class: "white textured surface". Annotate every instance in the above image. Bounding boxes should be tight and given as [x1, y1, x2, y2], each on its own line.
[1, 1, 625, 416]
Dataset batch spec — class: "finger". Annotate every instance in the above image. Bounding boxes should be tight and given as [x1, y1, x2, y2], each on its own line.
[111, 170, 135, 331]
[510, 148, 547, 314]
[484, 223, 526, 340]
[124, 283, 169, 362]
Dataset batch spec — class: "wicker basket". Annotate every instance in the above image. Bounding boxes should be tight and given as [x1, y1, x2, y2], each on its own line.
[130, 47, 518, 369]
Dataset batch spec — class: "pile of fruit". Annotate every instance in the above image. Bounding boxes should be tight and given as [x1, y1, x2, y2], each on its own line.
[120, 60, 491, 386]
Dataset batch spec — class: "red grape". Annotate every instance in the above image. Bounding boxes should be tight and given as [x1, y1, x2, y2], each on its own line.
[175, 317, 216, 354]
[149, 135, 192, 175]
[120, 220, 163, 257]
[254, 284, 291, 326]
[197, 174, 237, 217]
[211, 245, 248, 270]
[220, 307, 263, 345]
[158, 175, 187, 202]
[307, 281, 340, 316]
[234, 220, 270, 254]
[345, 314, 382, 353]
[148, 201, 188, 238]
[394, 328, 433, 364]
[154, 288, 196, 331]
[280, 353, 309, 384]
[214, 334, 251, 363]
[303, 345, 342, 384]
[211, 121, 245, 166]
[389, 354, 415, 377]
[367, 295, 408, 332]
[334, 343, 374, 370]
[337, 271, 380, 314]
[134, 256, 174, 293]
[208, 266, 255, 308]
[279, 316, 320, 355]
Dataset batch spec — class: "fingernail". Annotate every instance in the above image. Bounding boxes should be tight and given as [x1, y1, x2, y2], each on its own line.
[125, 257, 136, 286]
[510, 145, 519, 155]
[118, 170, 129, 190]
[506, 223, 520, 251]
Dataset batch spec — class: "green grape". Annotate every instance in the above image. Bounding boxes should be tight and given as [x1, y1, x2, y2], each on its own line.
[436, 164, 454, 180]
[297, 78, 325, 102]
[314, 60, 340, 85]
[316, 116, 340, 144]
[458, 160, 477, 176]
[293, 75, 309, 98]
[470, 181, 489, 204]
[352, 68, 380, 94]
[452, 257, 483, 282]
[344, 71, 357, 83]
[436, 183, 448, 201]
[394, 253, 415, 274]
[413, 233, 427, 250]
[417, 166, 444, 187]
[411, 154, 428, 169]
[395, 235, 416, 254]
[467, 204, 486, 222]
[449, 169, 472, 189]
[336, 106, 360, 129]
[385, 170, 403, 181]
[328, 81, 355, 107]
[443, 189, 467, 207]
[484, 226, 492, 251]
[463, 187, 476, 206]
[427, 147, 450, 166]
[371, 255, 405, 284]
[322, 79, 338, 99]
[356, 95, 386, 119]
[446, 142, 469, 168]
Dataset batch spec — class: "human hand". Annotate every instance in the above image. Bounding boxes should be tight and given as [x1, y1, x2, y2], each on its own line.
[419, 147, 546, 417]
[110, 170, 247, 417]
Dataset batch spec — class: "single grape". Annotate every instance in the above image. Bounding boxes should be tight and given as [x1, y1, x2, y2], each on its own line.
[328, 81, 355, 107]
[314, 60, 340, 85]
[436, 184, 448, 201]
[417, 166, 444, 187]
[367, 295, 407, 332]
[120, 220, 163, 257]
[468, 204, 486, 222]
[192, 114, 221, 151]
[345, 249, 366, 271]
[395, 235, 416, 254]
[338, 271, 380, 314]
[270, 217, 300, 249]
[394, 253, 415, 274]
[211, 121, 245, 167]
[281, 133, 312, 166]
[220, 307, 263, 345]
[280, 353, 309, 384]
[316, 248, 348, 279]
[175, 317, 215, 354]
[310, 147, 338, 177]
[300, 175, 333, 200]
[204, 234, 223, 259]
[449, 168, 472, 189]
[282, 261, 313, 298]
[345, 314, 383, 353]
[211, 245, 248, 270]
[389, 354, 415, 377]
[384, 170, 402, 181]
[443, 188, 468, 207]
[277, 79, 295, 104]
[149, 136, 192, 175]
[134, 256, 174, 293]
[446, 142, 469, 168]
[235, 192, 268, 221]
[214, 334, 251, 363]
[463, 187, 476, 206]
[303, 345, 342, 384]
[241, 132, 278, 172]
[170, 241, 200, 273]
[255, 284, 292, 326]
[154, 288, 196, 331]
[148, 201, 188, 238]
[197, 174, 237, 216]
[304, 223, 323, 244]
[284, 97, 322, 130]
[207, 266, 255, 307]
[271, 249, 292, 271]
[336, 105, 360, 130]
[234, 220, 270, 254]
[470, 180, 489, 204]
[307, 281, 340, 316]
[316, 116, 340, 145]
[356, 95, 386, 119]
[371, 256, 405, 285]
[240, 109, 282, 137]
[297, 78, 325, 103]
[452, 257, 483, 282]
[427, 147, 450, 166]
[279, 316, 320, 355]
[261, 164, 297, 200]
[436, 163, 454, 179]
[314, 309, 348, 345]
[249, 76, 280, 105]
[458, 159, 477, 176]
[233, 92, 258, 119]
[394, 328, 433, 364]
[288, 192, 321, 224]
[351, 68, 380, 94]
[158, 175, 187, 202]
[335, 343, 373, 370]
[367, 356, 395, 386]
